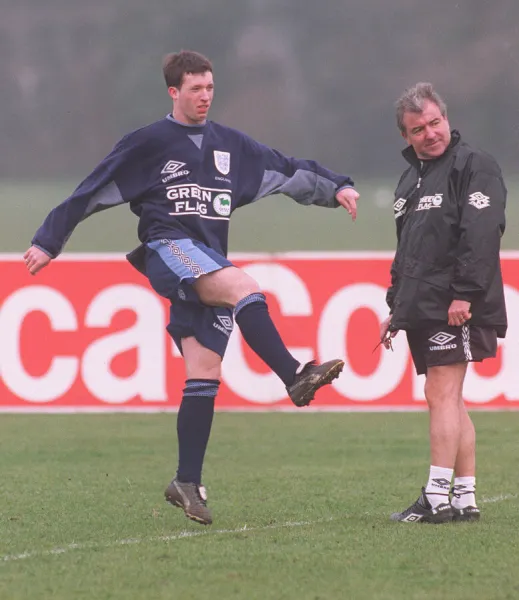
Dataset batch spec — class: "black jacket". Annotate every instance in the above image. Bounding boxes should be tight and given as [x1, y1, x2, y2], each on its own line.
[386, 130, 507, 337]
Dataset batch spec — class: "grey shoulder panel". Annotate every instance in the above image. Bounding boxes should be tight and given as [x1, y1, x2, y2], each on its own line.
[83, 181, 125, 220]
[252, 169, 337, 207]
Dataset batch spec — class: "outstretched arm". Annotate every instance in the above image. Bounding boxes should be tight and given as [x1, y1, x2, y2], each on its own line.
[25, 133, 150, 275]
[239, 136, 359, 219]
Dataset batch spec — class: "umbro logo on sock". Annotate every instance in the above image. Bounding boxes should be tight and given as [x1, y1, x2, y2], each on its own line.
[431, 478, 451, 487]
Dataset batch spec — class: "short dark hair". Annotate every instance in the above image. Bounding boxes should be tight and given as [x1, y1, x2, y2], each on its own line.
[395, 82, 447, 134]
[162, 50, 213, 88]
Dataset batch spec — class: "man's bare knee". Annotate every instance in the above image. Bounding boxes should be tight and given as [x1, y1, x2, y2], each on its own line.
[425, 363, 467, 407]
[181, 337, 222, 380]
[194, 267, 260, 307]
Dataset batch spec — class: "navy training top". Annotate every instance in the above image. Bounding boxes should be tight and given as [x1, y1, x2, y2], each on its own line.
[32, 115, 354, 258]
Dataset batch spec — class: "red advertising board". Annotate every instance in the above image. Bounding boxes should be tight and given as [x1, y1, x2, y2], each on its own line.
[1, 252, 518, 411]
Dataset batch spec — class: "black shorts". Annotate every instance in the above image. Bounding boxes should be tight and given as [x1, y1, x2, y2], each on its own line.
[406, 324, 497, 375]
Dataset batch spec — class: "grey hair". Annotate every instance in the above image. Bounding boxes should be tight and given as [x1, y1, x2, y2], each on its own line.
[395, 82, 447, 134]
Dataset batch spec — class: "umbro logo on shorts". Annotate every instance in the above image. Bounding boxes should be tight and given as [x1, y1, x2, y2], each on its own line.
[213, 315, 233, 337]
[428, 332, 457, 351]
[217, 315, 233, 331]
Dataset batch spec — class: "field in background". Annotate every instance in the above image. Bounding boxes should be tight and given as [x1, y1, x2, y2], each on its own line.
[1, 412, 518, 600]
[2, 179, 518, 253]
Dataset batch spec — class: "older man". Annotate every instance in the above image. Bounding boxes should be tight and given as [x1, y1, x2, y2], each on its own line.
[380, 82, 507, 523]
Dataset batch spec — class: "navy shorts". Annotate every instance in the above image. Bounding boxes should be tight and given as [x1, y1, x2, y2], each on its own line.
[144, 239, 235, 358]
[406, 324, 497, 375]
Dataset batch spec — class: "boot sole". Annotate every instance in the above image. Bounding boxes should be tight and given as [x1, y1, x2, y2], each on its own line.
[165, 493, 212, 526]
[452, 512, 480, 523]
[422, 514, 455, 524]
[296, 360, 344, 407]
[391, 513, 455, 524]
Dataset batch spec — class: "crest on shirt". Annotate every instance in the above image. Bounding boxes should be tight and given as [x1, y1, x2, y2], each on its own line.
[214, 151, 230, 175]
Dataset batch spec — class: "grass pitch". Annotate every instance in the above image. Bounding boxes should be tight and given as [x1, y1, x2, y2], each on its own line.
[1, 412, 518, 600]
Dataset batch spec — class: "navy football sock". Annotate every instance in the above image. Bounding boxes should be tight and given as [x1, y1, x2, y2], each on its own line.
[176, 379, 219, 485]
[234, 293, 299, 386]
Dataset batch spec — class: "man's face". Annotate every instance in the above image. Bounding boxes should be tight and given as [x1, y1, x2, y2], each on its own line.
[170, 71, 214, 125]
[401, 100, 451, 159]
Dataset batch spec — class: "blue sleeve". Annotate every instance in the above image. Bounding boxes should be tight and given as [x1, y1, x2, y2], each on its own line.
[32, 134, 149, 257]
[238, 135, 354, 209]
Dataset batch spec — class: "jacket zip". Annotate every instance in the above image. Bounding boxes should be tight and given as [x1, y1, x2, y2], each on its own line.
[416, 161, 423, 189]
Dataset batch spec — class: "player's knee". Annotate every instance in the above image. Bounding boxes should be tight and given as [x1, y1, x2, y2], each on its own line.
[186, 360, 222, 381]
[182, 337, 222, 380]
[424, 380, 458, 407]
[194, 267, 260, 307]
[235, 282, 261, 304]
[231, 273, 261, 306]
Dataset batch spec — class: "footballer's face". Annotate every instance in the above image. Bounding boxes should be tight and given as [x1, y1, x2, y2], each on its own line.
[169, 71, 214, 125]
[401, 100, 451, 160]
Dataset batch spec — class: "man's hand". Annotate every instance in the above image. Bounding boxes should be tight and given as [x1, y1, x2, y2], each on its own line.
[335, 187, 359, 221]
[23, 246, 52, 275]
[379, 315, 399, 350]
[448, 299, 472, 327]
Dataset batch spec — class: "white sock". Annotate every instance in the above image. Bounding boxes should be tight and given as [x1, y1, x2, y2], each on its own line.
[451, 476, 477, 509]
[425, 465, 453, 509]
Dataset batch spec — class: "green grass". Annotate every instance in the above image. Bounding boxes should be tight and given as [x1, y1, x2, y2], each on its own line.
[2, 179, 518, 252]
[1, 413, 518, 600]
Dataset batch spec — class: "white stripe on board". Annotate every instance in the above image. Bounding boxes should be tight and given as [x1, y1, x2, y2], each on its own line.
[4, 406, 519, 413]
[2, 251, 519, 262]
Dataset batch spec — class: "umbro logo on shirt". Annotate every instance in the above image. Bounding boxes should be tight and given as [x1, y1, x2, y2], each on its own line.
[161, 160, 190, 183]
[217, 315, 233, 331]
[161, 160, 186, 174]
[468, 192, 490, 209]
[393, 197, 407, 219]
